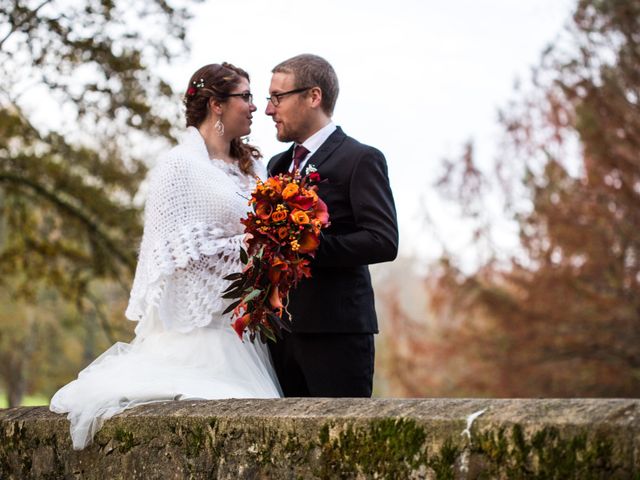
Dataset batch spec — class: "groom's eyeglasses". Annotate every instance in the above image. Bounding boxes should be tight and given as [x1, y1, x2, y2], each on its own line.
[224, 92, 254, 104]
[266, 87, 313, 107]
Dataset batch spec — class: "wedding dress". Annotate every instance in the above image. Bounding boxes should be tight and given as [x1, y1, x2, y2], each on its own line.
[50, 127, 282, 450]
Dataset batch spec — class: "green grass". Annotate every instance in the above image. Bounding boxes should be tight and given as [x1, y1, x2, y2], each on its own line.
[0, 394, 49, 408]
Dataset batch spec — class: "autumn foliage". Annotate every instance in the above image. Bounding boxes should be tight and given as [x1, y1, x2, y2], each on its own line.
[383, 0, 640, 397]
[0, 0, 193, 406]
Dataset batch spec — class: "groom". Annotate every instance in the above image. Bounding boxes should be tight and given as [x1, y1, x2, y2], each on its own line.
[265, 54, 398, 397]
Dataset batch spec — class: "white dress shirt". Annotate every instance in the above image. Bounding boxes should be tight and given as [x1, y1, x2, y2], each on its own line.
[288, 121, 337, 172]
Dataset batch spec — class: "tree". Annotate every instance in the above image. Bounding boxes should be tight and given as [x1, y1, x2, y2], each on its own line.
[384, 0, 640, 397]
[490, 0, 640, 395]
[0, 0, 195, 406]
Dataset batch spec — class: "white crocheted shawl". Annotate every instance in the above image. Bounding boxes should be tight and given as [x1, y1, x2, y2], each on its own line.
[125, 127, 264, 333]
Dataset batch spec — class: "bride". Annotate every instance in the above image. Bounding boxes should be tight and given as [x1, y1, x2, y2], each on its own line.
[50, 63, 282, 450]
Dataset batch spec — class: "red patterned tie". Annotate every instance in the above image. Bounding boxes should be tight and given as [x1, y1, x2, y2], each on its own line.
[292, 144, 310, 172]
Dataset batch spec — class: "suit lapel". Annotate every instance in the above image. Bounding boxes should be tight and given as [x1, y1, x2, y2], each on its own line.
[306, 127, 346, 170]
[268, 145, 294, 176]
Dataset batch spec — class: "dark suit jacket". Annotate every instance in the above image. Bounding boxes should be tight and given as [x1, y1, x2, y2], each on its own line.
[267, 127, 398, 333]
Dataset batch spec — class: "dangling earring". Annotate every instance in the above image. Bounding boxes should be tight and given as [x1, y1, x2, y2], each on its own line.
[215, 118, 225, 137]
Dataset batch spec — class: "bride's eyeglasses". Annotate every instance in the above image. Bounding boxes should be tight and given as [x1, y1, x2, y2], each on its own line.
[224, 92, 254, 104]
[266, 87, 313, 107]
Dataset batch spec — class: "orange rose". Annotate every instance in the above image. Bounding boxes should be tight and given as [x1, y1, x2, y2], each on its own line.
[277, 226, 289, 239]
[271, 210, 287, 222]
[282, 183, 299, 200]
[265, 177, 283, 194]
[290, 209, 310, 225]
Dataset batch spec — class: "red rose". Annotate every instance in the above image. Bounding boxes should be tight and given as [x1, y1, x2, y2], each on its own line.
[289, 195, 314, 210]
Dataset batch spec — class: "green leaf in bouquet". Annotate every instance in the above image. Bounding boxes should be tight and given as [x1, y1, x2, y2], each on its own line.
[248, 264, 262, 283]
[268, 312, 292, 333]
[240, 247, 248, 264]
[223, 272, 244, 281]
[258, 323, 277, 343]
[222, 287, 246, 299]
[222, 299, 242, 315]
[267, 318, 284, 340]
[243, 288, 262, 303]
[239, 264, 257, 283]
[222, 278, 245, 294]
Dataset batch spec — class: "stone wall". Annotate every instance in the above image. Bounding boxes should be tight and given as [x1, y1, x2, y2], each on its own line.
[1, 398, 639, 479]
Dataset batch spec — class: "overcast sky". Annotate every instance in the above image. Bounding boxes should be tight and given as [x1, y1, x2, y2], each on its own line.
[164, 0, 575, 269]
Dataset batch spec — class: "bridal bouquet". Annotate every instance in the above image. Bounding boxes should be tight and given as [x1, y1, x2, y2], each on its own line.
[222, 166, 330, 343]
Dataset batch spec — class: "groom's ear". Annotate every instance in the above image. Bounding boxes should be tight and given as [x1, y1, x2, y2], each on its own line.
[308, 86, 323, 109]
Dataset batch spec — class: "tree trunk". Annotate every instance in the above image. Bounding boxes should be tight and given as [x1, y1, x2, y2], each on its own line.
[7, 378, 25, 408]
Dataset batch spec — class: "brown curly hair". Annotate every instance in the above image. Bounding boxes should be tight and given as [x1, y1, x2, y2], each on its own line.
[183, 63, 261, 176]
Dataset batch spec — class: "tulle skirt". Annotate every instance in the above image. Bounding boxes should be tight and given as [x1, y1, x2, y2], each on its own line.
[50, 310, 282, 450]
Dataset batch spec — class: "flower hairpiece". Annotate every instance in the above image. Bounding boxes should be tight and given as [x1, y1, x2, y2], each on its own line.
[186, 78, 205, 97]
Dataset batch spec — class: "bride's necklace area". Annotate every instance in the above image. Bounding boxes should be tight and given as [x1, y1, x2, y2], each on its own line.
[208, 150, 239, 171]
[207, 150, 243, 178]
[198, 131, 248, 187]
[200, 127, 233, 165]
[208, 155, 250, 192]
[209, 152, 234, 165]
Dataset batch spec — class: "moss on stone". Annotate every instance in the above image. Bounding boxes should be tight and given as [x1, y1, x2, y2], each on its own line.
[1, 421, 34, 477]
[114, 427, 137, 454]
[256, 435, 276, 467]
[1, 400, 638, 479]
[472, 425, 621, 479]
[283, 429, 315, 465]
[317, 418, 434, 478]
[184, 425, 207, 458]
[283, 430, 302, 455]
[427, 437, 460, 480]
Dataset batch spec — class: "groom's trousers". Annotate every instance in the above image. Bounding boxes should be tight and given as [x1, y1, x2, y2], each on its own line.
[269, 332, 375, 397]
